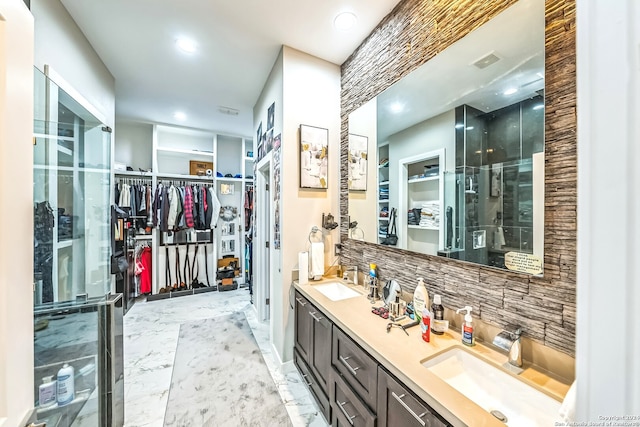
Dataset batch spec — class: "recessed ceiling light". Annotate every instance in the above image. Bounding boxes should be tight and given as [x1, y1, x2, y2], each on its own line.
[455, 123, 465, 129]
[173, 111, 187, 121]
[176, 37, 197, 54]
[503, 87, 518, 96]
[533, 104, 545, 110]
[334, 12, 357, 31]
[390, 102, 404, 113]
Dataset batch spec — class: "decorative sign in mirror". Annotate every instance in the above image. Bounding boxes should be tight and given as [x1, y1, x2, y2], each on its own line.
[348, 0, 545, 275]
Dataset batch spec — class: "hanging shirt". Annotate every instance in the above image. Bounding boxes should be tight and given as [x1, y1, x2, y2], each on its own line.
[119, 183, 131, 208]
[208, 186, 221, 229]
[167, 185, 180, 230]
[160, 185, 170, 232]
[184, 186, 195, 228]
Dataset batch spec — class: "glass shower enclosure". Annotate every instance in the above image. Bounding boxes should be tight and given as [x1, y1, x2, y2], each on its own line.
[32, 68, 123, 426]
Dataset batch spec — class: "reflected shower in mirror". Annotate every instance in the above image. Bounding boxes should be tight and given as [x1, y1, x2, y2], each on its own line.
[347, 0, 545, 275]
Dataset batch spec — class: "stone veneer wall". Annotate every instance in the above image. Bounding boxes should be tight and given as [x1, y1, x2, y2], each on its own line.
[339, 0, 577, 356]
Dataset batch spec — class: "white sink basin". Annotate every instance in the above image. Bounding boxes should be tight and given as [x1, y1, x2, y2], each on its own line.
[422, 347, 561, 426]
[313, 282, 361, 301]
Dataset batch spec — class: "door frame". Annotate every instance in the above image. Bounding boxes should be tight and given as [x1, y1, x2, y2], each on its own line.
[255, 153, 272, 322]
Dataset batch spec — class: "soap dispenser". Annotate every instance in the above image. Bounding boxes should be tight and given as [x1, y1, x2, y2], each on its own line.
[456, 306, 474, 346]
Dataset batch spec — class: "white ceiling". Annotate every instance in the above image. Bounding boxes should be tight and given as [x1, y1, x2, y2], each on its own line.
[376, 0, 544, 141]
[59, 0, 401, 137]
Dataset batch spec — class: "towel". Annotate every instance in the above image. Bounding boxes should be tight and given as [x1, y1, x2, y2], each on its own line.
[559, 381, 576, 422]
[309, 242, 324, 280]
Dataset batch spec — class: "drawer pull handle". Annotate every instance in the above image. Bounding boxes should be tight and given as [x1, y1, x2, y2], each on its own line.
[392, 392, 426, 426]
[301, 373, 313, 387]
[337, 400, 357, 425]
[309, 311, 324, 322]
[296, 297, 307, 306]
[339, 355, 360, 376]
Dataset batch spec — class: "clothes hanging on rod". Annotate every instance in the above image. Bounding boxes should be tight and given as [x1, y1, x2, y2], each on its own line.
[135, 243, 152, 295]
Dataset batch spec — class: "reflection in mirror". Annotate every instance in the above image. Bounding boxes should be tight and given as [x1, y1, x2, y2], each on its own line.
[347, 0, 545, 275]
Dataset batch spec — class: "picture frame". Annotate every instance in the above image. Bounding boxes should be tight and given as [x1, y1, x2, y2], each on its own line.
[299, 124, 328, 189]
[267, 102, 275, 130]
[348, 133, 368, 191]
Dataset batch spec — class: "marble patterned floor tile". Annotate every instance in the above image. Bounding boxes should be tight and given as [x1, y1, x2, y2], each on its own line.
[124, 289, 328, 427]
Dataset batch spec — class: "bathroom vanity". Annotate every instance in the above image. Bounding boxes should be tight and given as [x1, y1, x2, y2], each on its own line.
[293, 278, 570, 427]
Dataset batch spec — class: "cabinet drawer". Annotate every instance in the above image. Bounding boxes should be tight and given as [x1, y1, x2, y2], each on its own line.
[294, 349, 330, 423]
[332, 326, 378, 411]
[294, 292, 312, 362]
[329, 368, 376, 427]
[377, 367, 451, 427]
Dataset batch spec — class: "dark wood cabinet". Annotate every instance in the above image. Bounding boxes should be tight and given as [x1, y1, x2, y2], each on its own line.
[294, 291, 312, 361]
[309, 305, 332, 390]
[295, 289, 453, 427]
[329, 369, 376, 427]
[294, 291, 333, 421]
[294, 349, 331, 421]
[377, 367, 451, 427]
[332, 326, 378, 411]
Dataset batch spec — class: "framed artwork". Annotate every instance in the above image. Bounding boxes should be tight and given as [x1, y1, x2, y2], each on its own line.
[267, 102, 275, 130]
[299, 124, 328, 189]
[273, 133, 281, 150]
[266, 129, 273, 153]
[348, 133, 368, 191]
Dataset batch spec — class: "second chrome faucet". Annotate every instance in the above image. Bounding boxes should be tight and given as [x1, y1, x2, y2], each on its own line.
[493, 324, 523, 370]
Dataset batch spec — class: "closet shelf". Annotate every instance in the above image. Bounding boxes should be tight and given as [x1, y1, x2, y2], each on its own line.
[408, 225, 439, 231]
[155, 173, 214, 181]
[408, 175, 439, 184]
[115, 170, 152, 178]
[217, 177, 243, 182]
[156, 147, 214, 157]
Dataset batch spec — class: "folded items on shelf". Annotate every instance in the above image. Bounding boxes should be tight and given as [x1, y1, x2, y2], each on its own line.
[419, 202, 440, 228]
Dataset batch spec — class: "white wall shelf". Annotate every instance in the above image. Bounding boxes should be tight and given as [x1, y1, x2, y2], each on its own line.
[115, 122, 254, 293]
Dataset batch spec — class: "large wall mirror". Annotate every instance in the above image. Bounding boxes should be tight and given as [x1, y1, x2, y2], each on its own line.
[348, 0, 545, 275]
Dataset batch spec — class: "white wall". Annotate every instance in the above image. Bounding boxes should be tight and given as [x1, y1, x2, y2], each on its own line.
[254, 46, 340, 363]
[348, 98, 378, 242]
[280, 46, 341, 362]
[387, 109, 456, 212]
[32, 0, 115, 127]
[0, 1, 34, 425]
[253, 48, 284, 356]
[114, 120, 153, 171]
[576, 0, 640, 420]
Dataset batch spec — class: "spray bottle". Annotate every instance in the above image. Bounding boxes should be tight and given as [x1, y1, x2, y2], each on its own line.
[456, 306, 474, 346]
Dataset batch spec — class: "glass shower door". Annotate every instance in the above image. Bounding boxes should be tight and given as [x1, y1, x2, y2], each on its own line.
[32, 68, 122, 427]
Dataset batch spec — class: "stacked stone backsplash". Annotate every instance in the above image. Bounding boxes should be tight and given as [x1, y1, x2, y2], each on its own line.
[339, 0, 577, 356]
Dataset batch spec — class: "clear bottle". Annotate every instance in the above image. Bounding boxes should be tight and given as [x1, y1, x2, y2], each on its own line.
[430, 294, 445, 335]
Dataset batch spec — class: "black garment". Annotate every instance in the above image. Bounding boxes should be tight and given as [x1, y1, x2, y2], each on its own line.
[160, 185, 170, 232]
[204, 186, 213, 229]
[34, 201, 55, 303]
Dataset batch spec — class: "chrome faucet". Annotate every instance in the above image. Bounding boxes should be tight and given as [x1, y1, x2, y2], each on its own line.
[493, 324, 523, 369]
[342, 266, 358, 286]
